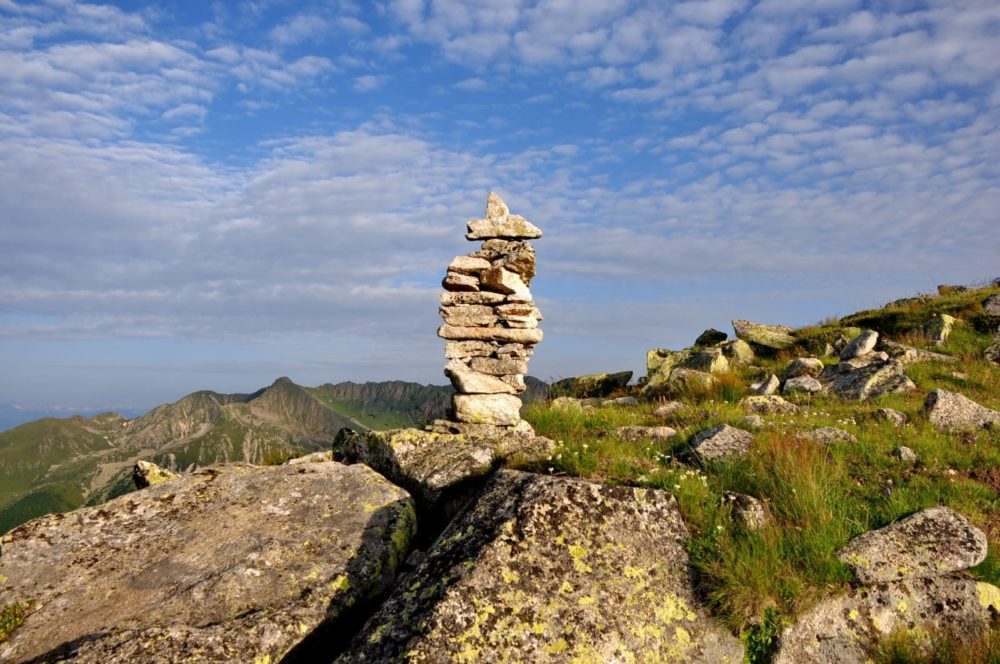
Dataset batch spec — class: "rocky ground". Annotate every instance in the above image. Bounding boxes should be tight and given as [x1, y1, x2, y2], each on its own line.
[1, 282, 999, 662]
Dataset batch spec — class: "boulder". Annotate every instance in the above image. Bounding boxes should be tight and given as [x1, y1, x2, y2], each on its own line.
[334, 427, 551, 517]
[800, 427, 857, 445]
[875, 408, 908, 427]
[603, 396, 639, 407]
[132, 459, 179, 489]
[452, 393, 523, 426]
[550, 371, 632, 398]
[839, 329, 878, 360]
[679, 349, 730, 374]
[892, 446, 917, 463]
[694, 328, 727, 346]
[0, 462, 416, 664]
[646, 348, 689, 379]
[604, 426, 677, 443]
[340, 471, 745, 663]
[879, 339, 956, 364]
[686, 424, 755, 463]
[823, 359, 915, 401]
[986, 338, 1000, 366]
[750, 374, 780, 396]
[925, 313, 956, 346]
[984, 293, 1000, 316]
[924, 389, 1000, 431]
[782, 375, 822, 395]
[741, 395, 799, 415]
[784, 357, 824, 379]
[654, 401, 687, 418]
[723, 492, 768, 531]
[741, 415, 765, 430]
[774, 575, 1000, 664]
[732, 319, 796, 351]
[720, 339, 755, 364]
[667, 368, 719, 393]
[837, 506, 987, 584]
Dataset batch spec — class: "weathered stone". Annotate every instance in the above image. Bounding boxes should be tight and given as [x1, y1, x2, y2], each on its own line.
[824, 359, 916, 401]
[453, 393, 523, 426]
[732, 319, 796, 351]
[466, 214, 542, 240]
[924, 389, 1000, 431]
[668, 368, 719, 393]
[604, 425, 677, 442]
[285, 450, 334, 465]
[646, 348, 688, 378]
[694, 328, 727, 346]
[445, 360, 517, 394]
[468, 356, 529, 376]
[720, 339, 755, 364]
[783, 375, 822, 395]
[680, 349, 730, 374]
[654, 401, 687, 418]
[447, 255, 492, 274]
[984, 293, 1000, 316]
[603, 396, 639, 407]
[485, 191, 509, 219]
[800, 426, 857, 445]
[551, 396, 584, 410]
[440, 290, 506, 306]
[741, 415, 765, 430]
[438, 324, 543, 344]
[492, 242, 536, 284]
[838, 506, 987, 584]
[496, 302, 535, 316]
[840, 329, 878, 360]
[499, 314, 539, 328]
[442, 271, 479, 292]
[986, 337, 1000, 365]
[0, 462, 415, 664]
[550, 371, 632, 398]
[341, 471, 745, 663]
[892, 446, 917, 462]
[723, 492, 768, 530]
[751, 374, 780, 395]
[439, 304, 498, 327]
[470, 238, 517, 261]
[132, 459, 178, 489]
[774, 575, 1000, 664]
[496, 341, 534, 357]
[741, 395, 799, 414]
[480, 266, 532, 301]
[879, 339, 956, 364]
[875, 407, 908, 427]
[499, 374, 527, 393]
[926, 313, 956, 346]
[784, 357, 824, 379]
[444, 340, 496, 358]
[686, 424, 755, 463]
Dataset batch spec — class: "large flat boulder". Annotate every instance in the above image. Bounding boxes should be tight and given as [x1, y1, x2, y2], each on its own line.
[822, 359, 915, 401]
[925, 389, 1000, 431]
[686, 424, 755, 463]
[838, 506, 987, 584]
[340, 470, 744, 663]
[0, 462, 416, 663]
[774, 575, 1000, 664]
[732, 319, 796, 351]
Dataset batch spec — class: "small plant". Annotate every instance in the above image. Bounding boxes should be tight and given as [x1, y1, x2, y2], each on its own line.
[741, 607, 785, 664]
[0, 601, 31, 644]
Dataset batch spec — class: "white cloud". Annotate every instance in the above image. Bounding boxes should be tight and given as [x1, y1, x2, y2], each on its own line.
[353, 73, 386, 91]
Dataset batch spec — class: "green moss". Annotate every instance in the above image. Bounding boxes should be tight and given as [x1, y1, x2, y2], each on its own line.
[0, 601, 31, 644]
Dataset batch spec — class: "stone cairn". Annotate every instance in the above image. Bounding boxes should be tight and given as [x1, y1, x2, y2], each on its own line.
[430, 193, 543, 434]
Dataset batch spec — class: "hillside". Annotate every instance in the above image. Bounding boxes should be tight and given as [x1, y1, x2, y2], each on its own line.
[0, 377, 459, 534]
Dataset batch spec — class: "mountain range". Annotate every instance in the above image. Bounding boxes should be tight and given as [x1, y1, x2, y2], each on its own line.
[0, 377, 548, 534]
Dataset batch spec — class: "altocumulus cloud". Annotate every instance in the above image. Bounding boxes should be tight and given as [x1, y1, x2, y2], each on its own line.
[0, 0, 998, 406]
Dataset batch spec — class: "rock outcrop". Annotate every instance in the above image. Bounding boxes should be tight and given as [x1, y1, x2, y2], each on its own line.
[732, 319, 796, 351]
[340, 470, 744, 663]
[438, 193, 543, 431]
[0, 462, 416, 663]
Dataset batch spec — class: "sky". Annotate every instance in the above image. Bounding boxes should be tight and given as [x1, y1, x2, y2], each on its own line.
[1, 0, 998, 412]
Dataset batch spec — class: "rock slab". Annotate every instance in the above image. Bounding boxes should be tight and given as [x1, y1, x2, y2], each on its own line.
[925, 389, 1000, 431]
[686, 424, 755, 463]
[340, 470, 744, 663]
[0, 462, 416, 663]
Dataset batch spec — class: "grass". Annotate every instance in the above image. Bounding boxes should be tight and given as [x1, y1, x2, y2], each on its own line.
[869, 625, 1000, 663]
[517, 284, 1000, 662]
[0, 602, 31, 644]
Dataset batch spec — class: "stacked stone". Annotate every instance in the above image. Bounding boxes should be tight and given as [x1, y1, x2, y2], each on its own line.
[436, 193, 543, 431]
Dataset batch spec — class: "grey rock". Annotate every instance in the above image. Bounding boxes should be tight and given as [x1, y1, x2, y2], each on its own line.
[0, 462, 416, 664]
[444, 360, 517, 395]
[452, 393, 523, 426]
[875, 408, 908, 427]
[687, 424, 755, 463]
[694, 328, 728, 346]
[550, 396, 584, 410]
[132, 459, 179, 489]
[679, 348, 730, 374]
[741, 415, 766, 430]
[926, 313, 956, 346]
[340, 471, 745, 663]
[667, 368, 720, 393]
[750, 374, 780, 396]
[800, 427, 857, 445]
[550, 371, 632, 398]
[732, 319, 796, 351]
[741, 395, 800, 414]
[984, 293, 1000, 316]
[840, 329, 879, 360]
[654, 401, 687, 418]
[444, 340, 497, 359]
[782, 375, 822, 395]
[824, 359, 916, 401]
[774, 575, 1000, 664]
[603, 396, 639, 407]
[604, 425, 677, 442]
[986, 337, 1000, 365]
[720, 339, 755, 364]
[724, 492, 768, 530]
[892, 446, 917, 462]
[784, 357, 824, 379]
[838, 506, 987, 584]
[925, 389, 1000, 431]
[645, 348, 689, 382]
[879, 339, 956, 364]
[468, 355, 529, 376]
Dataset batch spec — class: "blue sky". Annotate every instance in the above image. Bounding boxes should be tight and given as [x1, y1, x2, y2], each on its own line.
[1, 0, 998, 411]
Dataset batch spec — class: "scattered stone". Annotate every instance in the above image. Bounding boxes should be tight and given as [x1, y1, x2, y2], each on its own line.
[604, 425, 677, 442]
[838, 506, 987, 584]
[550, 371, 632, 398]
[603, 396, 639, 407]
[0, 462, 416, 664]
[679, 348, 730, 374]
[723, 492, 768, 530]
[951, 371, 968, 381]
[750, 374, 780, 396]
[926, 313, 956, 346]
[800, 427, 857, 445]
[984, 293, 1000, 316]
[892, 446, 917, 463]
[879, 339, 956, 364]
[720, 338, 755, 364]
[986, 338, 1000, 365]
[773, 575, 1000, 664]
[732, 319, 796, 351]
[839, 329, 879, 360]
[925, 389, 1000, 431]
[340, 471, 745, 663]
[784, 357, 824, 379]
[694, 328, 727, 346]
[875, 408, 908, 427]
[823, 359, 916, 401]
[132, 459, 179, 489]
[741, 415, 766, 430]
[741, 395, 799, 414]
[782, 375, 822, 395]
[646, 347, 686, 377]
[653, 401, 687, 418]
[686, 424, 755, 463]
[667, 368, 720, 393]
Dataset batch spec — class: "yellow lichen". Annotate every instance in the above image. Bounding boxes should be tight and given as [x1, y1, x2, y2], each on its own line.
[545, 637, 570, 654]
[896, 599, 908, 614]
[567, 544, 593, 573]
[655, 593, 696, 624]
[977, 582, 1000, 609]
[329, 574, 350, 593]
[623, 566, 646, 579]
[560, 581, 574, 594]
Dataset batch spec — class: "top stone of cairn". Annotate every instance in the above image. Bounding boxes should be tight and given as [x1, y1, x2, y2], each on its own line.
[466, 192, 542, 241]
